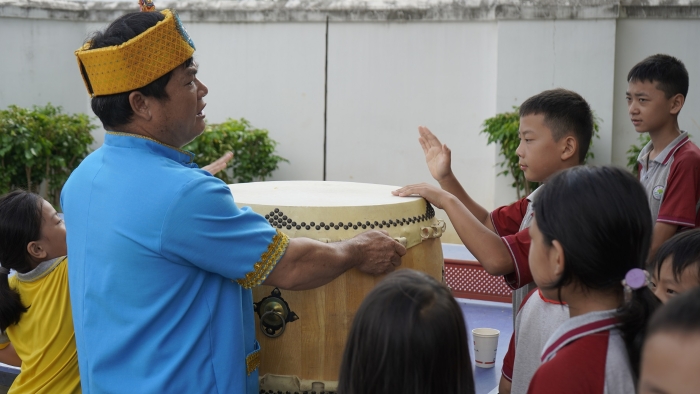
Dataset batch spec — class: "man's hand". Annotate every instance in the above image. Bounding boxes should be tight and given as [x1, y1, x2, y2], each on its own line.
[419, 126, 453, 183]
[392, 183, 452, 209]
[201, 152, 234, 175]
[263, 230, 406, 290]
[349, 230, 406, 275]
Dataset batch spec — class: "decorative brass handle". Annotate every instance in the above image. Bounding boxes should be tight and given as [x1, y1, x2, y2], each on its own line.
[254, 288, 298, 338]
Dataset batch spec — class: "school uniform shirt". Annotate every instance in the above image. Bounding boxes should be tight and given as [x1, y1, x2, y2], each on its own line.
[637, 131, 700, 229]
[490, 186, 541, 322]
[0, 257, 81, 394]
[502, 288, 569, 394]
[527, 310, 635, 394]
[61, 132, 290, 394]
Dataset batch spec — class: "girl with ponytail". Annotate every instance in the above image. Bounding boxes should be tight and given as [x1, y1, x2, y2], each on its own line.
[0, 190, 80, 393]
[526, 166, 660, 393]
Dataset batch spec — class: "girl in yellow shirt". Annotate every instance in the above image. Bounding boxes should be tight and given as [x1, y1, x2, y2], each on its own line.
[0, 190, 80, 394]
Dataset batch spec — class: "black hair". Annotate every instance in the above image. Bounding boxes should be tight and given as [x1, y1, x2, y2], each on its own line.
[534, 166, 659, 380]
[646, 286, 700, 338]
[651, 228, 700, 283]
[0, 190, 43, 331]
[627, 54, 689, 99]
[520, 88, 594, 164]
[337, 269, 475, 394]
[84, 11, 194, 129]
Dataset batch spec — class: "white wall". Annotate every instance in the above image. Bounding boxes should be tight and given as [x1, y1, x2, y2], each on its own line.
[326, 22, 498, 200]
[187, 22, 327, 181]
[612, 19, 700, 169]
[0, 18, 88, 117]
[2, 12, 700, 224]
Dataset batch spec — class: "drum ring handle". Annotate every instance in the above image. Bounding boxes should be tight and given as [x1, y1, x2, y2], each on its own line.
[260, 310, 286, 338]
[254, 288, 299, 338]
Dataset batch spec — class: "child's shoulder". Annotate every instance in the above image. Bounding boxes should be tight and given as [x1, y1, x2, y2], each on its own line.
[669, 137, 700, 171]
[530, 336, 607, 393]
[677, 137, 700, 158]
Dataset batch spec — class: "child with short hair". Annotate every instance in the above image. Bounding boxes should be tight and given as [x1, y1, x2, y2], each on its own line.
[639, 286, 700, 394]
[393, 88, 594, 393]
[649, 229, 700, 304]
[337, 269, 475, 394]
[394, 88, 593, 316]
[0, 190, 80, 393]
[527, 166, 660, 393]
[627, 54, 700, 261]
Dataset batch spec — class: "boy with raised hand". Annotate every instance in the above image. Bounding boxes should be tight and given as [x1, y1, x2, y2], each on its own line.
[627, 54, 700, 262]
[393, 88, 594, 393]
[394, 88, 593, 316]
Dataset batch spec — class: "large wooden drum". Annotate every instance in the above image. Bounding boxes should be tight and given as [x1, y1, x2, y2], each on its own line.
[228, 181, 445, 391]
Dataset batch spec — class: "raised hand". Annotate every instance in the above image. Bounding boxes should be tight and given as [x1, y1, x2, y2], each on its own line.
[419, 126, 453, 183]
[201, 152, 234, 175]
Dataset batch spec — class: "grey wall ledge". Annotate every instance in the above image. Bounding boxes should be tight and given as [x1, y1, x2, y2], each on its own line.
[1, 0, 699, 21]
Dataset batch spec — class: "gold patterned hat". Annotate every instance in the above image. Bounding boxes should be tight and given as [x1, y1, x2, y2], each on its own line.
[75, 9, 195, 97]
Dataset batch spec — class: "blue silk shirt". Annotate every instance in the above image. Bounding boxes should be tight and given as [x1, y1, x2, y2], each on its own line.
[61, 132, 288, 393]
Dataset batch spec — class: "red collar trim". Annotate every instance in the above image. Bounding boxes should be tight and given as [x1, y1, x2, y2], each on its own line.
[541, 317, 618, 363]
[661, 136, 689, 165]
[537, 289, 566, 305]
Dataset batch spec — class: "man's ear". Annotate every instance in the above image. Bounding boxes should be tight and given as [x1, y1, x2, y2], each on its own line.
[560, 135, 578, 162]
[550, 239, 566, 279]
[128, 91, 152, 121]
[670, 93, 685, 116]
[26, 241, 47, 260]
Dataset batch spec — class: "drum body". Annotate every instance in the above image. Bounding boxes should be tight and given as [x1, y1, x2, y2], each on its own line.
[228, 181, 445, 387]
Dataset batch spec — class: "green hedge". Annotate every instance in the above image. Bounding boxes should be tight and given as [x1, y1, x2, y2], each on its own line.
[184, 118, 288, 184]
[0, 104, 95, 207]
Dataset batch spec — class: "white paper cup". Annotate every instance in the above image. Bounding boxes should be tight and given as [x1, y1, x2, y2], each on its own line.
[472, 328, 500, 368]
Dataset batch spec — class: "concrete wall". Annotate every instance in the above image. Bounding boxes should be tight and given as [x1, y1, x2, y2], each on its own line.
[2, 0, 700, 229]
[0, 17, 88, 119]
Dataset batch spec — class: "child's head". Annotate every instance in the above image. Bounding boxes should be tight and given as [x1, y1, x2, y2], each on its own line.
[0, 190, 67, 330]
[516, 88, 594, 183]
[650, 229, 700, 304]
[640, 286, 700, 394]
[529, 166, 658, 377]
[530, 166, 652, 300]
[337, 269, 474, 394]
[626, 54, 688, 134]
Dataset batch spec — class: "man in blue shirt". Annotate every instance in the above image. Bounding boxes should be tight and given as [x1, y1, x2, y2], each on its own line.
[65, 8, 405, 393]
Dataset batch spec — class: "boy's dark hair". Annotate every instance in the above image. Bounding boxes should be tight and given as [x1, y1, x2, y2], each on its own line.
[651, 229, 700, 284]
[647, 286, 700, 338]
[520, 88, 594, 164]
[85, 11, 194, 129]
[535, 166, 659, 380]
[338, 269, 475, 394]
[627, 54, 689, 99]
[0, 190, 43, 331]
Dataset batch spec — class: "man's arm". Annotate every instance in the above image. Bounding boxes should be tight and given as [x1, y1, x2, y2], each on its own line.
[649, 222, 678, 263]
[393, 183, 514, 276]
[418, 126, 495, 232]
[263, 231, 406, 290]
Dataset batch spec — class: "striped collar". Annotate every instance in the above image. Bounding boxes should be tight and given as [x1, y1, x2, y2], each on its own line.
[17, 256, 66, 282]
[541, 309, 618, 363]
[637, 131, 689, 166]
